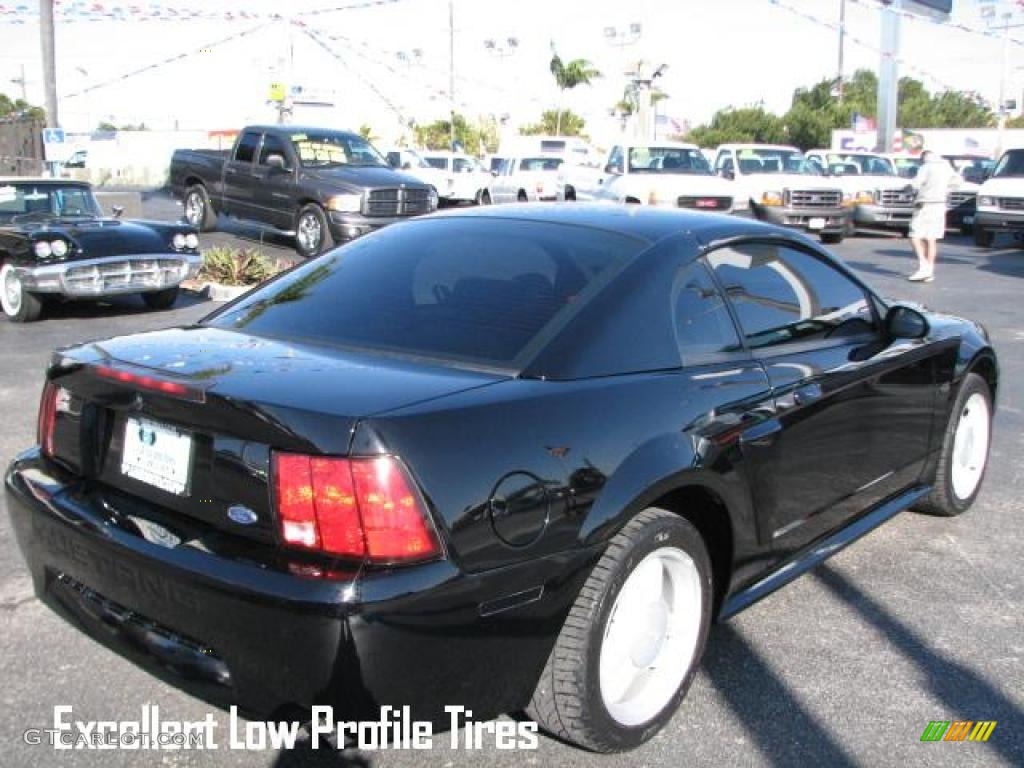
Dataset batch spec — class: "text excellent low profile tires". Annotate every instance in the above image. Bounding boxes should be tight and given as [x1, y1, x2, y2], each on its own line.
[527, 508, 712, 752]
[914, 372, 993, 517]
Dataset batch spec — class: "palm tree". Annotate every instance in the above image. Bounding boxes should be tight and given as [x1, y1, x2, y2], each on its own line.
[550, 51, 601, 135]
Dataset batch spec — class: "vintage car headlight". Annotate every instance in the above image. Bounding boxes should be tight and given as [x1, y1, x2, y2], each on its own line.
[172, 233, 187, 250]
[33, 241, 52, 258]
[185, 232, 199, 250]
[50, 239, 69, 258]
[761, 191, 784, 206]
[977, 195, 997, 208]
[326, 194, 363, 213]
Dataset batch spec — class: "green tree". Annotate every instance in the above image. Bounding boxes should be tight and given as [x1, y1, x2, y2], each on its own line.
[357, 123, 378, 143]
[520, 109, 587, 138]
[0, 92, 45, 121]
[413, 113, 481, 151]
[549, 52, 600, 135]
[687, 107, 787, 148]
[783, 102, 834, 150]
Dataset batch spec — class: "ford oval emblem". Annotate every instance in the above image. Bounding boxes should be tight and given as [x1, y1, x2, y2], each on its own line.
[227, 505, 258, 526]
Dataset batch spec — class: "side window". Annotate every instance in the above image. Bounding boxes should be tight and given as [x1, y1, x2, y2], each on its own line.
[607, 146, 624, 173]
[673, 261, 741, 362]
[705, 243, 877, 350]
[234, 132, 260, 164]
[258, 134, 288, 165]
[714, 151, 731, 172]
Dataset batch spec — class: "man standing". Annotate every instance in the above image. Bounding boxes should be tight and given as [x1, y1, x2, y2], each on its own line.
[907, 150, 956, 282]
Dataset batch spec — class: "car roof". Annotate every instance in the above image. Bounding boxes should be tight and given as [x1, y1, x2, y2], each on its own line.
[246, 125, 361, 138]
[718, 143, 800, 152]
[0, 177, 91, 186]
[623, 141, 700, 150]
[809, 149, 885, 156]
[426, 202, 782, 244]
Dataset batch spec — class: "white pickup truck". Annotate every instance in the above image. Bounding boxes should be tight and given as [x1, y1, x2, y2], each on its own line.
[562, 141, 744, 215]
[973, 147, 1024, 247]
[422, 151, 492, 205]
[804, 149, 916, 234]
[712, 144, 852, 243]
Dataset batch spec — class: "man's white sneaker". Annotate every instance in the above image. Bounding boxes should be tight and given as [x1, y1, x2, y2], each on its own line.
[908, 271, 934, 282]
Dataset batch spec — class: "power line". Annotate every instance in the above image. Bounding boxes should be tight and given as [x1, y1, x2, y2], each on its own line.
[61, 23, 271, 99]
[848, 0, 1024, 48]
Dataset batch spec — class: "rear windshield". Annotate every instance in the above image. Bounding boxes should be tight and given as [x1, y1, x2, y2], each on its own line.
[206, 218, 644, 368]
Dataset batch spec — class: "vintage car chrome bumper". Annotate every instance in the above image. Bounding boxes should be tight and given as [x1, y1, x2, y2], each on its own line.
[13, 253, 202, 297]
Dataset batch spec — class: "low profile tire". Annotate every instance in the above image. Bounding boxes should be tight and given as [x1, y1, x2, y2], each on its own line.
[295, 204, 334, 258]
[142, 286, 180, 310]
[974, 226, 994, 248]
[0, 263, 43, 322]
[480, 190, 492, 205]
[527, 508, 712, 753]
[914, 372, 993, 517]
[820, 232, 844, 245]
[184, 184, 217, 232]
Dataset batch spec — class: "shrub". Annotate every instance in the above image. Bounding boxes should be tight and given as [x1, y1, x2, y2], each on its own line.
[197, 247, 284, 286]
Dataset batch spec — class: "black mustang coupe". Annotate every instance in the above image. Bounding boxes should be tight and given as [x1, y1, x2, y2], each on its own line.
[6, 205, 996, 752]
[0, 178, 201, 322]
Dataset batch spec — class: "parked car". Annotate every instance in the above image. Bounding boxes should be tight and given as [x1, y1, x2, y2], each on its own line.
[973, 147, 1024, 247]
[713, 144, 851, 243]
[888, 154, 923, 179]
[572, 141, 745, 214]
[7, 205, 996, 752]
[383, 147, 453, 200]
[170, 125, 437, 258]
[483, 156, 565, 203]
[0, 178, 200, 322]
[421, 151, 492, 204]
[943, 155, 995, 234]
[804, 149, 915, 234]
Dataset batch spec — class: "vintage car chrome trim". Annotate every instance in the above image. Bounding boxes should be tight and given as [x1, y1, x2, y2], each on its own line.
[14, 253, 202, 297]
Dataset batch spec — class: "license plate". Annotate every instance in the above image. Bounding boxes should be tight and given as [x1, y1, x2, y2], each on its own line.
[808, 217, 826, 230]
[121, 417, 193, 496]
[964, 216, 974, 225]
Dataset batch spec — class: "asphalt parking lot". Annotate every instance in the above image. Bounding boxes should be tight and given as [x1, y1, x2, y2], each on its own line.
[1, 202, 1022, 767]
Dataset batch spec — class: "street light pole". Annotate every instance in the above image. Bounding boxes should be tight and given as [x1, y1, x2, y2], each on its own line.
[39, 0, 59, 128]
[837, 0, 846, 102]
[449, 0, 456, 151]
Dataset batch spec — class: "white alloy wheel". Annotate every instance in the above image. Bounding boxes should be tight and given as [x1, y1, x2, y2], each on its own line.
[599, 546, 703, 727]
[950, 392, 990, 501]
[1, 263, 23, 317]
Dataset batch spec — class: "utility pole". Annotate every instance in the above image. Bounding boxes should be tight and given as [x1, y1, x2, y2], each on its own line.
[449, 0, 456, 151]
[876, 1, 900, 153]
[40, 0, 58, 127]
[837, 0, 846, 102]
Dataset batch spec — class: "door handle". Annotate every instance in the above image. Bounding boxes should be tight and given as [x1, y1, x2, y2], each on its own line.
[793, 382, 823, 406]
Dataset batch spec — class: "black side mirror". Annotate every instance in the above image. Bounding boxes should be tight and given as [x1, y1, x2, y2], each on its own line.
[111, 205, 124, 218]
[885, 305, 929, 339]
[266, 154, 289, 171]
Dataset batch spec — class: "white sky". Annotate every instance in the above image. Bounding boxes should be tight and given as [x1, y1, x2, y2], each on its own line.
[1, 0, 1022, 145]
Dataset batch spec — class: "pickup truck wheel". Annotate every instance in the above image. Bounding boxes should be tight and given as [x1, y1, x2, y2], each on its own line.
[517, 190, 528, 202]
[527, 508, 712, 752]
[184, 184, 216, 232]
[0, 263, 43, 322]
[974, 226, 994, 248]
[295, 204, 334, 258]
[820, 232, 844, 245]
[914, 373, 992, 517]
[480, 190, 492, 205]
[565, 186, 577, 201]
[142, 286, 180, 310]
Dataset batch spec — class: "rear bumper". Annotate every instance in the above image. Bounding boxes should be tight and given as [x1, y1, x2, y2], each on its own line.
[854, 203, 914, 229]
[974, 209, 1024, 232]
[14, 253, 201, 297]
[5, 450, 594, 723]
[753, 204, 850, 233]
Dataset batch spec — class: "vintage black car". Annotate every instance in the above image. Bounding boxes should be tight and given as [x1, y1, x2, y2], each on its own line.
[0, 178, 201, 322]
[6, 205, 996, 752]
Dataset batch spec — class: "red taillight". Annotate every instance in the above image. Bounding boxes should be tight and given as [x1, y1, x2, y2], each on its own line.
[93, 365, 200, 400]
[37, 381, 58, 457]
[272, 453, 441, 564]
